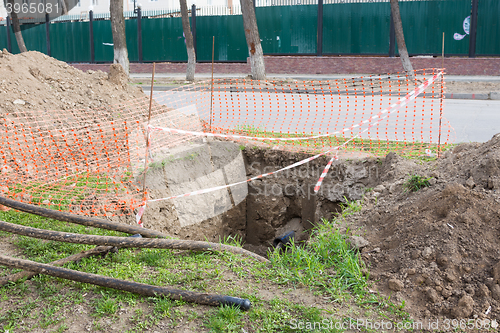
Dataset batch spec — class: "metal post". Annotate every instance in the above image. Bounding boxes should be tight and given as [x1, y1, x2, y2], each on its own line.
[191, 4, 197, 59]
[6, 16, 12, 53]
[317, 0, 323, 57]
[210, 36, 214, 131]
[89, 10, 95, 63]
[137, 7, 143, 63]
[468, 0, 478, 58]
[389, 11, 395, 57]
[45, 13, 51, 57]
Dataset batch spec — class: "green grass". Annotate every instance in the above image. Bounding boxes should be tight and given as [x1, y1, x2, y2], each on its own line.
[403, 174, 432, 192]
[8, 172, 133, 212]
[267, 217, 367, 299]
[230, 125, 454, 159]
[0, 198, 410, 332]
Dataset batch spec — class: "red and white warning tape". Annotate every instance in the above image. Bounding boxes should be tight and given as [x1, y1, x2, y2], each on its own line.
[136, 72, 441, 224]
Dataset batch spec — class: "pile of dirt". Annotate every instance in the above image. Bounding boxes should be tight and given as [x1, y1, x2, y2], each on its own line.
[0, 50, 145, 112]
[341, 134, 500, 324]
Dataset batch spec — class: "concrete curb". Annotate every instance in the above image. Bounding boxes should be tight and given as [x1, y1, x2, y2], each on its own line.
[445, 92, 500, 100]
[445, 93, 490, 100]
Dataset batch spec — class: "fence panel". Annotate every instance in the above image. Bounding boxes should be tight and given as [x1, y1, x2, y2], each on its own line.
[323, 2, 390, 55]
[476, 0, 500, 55]
[8, 23, 47, 54]
[93, 20, 114, 62]
[50, 21, 91, 62]
[0, 26, 8, 50]
[399, 0, 470, 55]
[141, 16, 187, 62]
[257, 5, 317, 54]
[196, 15, 247, 61]
[126, 18, 139, 62]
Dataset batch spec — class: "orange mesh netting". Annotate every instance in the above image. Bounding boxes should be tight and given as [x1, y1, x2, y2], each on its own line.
[0, 69, 453, 216]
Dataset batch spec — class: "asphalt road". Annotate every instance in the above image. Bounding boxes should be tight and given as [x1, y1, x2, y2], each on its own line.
[151, 90, 500, 144]
[444, 99, 500, 143]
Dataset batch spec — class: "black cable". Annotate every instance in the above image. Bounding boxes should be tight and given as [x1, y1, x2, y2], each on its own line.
[0, 196, 268, 262]
[0, 220, 269, 263]
[0, 254, 251, 310]
[0, 195, 165, 239]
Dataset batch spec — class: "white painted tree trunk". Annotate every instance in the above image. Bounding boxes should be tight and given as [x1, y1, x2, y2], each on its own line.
[110, 0, 130, 74]
[240, 0, 266, 80]
[390, 0, 414, 80]
[114, 48, 129, 74]
[180, 0, 196, 82]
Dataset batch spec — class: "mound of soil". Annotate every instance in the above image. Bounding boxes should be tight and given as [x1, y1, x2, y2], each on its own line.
[0, 50, 145, 112]
[342, 134, 500, 324]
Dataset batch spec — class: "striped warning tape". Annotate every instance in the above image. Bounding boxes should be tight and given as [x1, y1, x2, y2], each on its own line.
[313, 72, 438, 192]
[135, 72, 441, 224]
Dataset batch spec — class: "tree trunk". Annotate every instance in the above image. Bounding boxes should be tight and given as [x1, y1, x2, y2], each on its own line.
[61, 0, 70, 15]
[180, 0, 196, 82]
[240, 0, 265, 80]
[7, 0, 27, 53]
[390, 0, 414, 79]
[110, 0, 129, 74]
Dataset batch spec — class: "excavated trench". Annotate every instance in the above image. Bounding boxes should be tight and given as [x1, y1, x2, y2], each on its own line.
[139, 140, 383, 256]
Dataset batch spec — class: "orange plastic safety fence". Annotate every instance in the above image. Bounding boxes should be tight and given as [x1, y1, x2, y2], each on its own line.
[0, 69, 453, 216]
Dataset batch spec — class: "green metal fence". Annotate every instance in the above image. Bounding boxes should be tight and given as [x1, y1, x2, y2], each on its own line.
[476, 0, 500, 55]
[1, 0, 499, 62]
[323, 2, 391, 54]
[50, 21, 90, 62]
[141, 17, 186, 62]
[257, 5, 318, 54]
[7, 23, 47, 54]
[400, 0, 470, 55]
[196, 15, 247, 61]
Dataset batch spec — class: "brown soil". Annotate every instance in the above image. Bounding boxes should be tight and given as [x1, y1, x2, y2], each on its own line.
[0, 50, 146, 111]
[339, 133, 500, 326]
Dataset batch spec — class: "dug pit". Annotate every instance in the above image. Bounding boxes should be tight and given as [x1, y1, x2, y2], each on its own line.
[138, 139, 382, 256]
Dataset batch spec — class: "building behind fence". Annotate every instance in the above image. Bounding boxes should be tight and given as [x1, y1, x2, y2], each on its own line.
[1, 0, 499, 63]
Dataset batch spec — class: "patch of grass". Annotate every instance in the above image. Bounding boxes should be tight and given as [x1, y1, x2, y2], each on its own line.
[94, 292, 120, 316]
[403, 174, 432, 192]
[267, 218, 367, 299]
[219, 234, 244, 248]
[9, 172, 131, 212]
[230, 125, 454, 158]
[136, 248, 166, 267]
[205, 304, 244, 333]
[152, 296, 175, 318]
[0, 196, 410, 332]
[339, 197, 362, 217]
